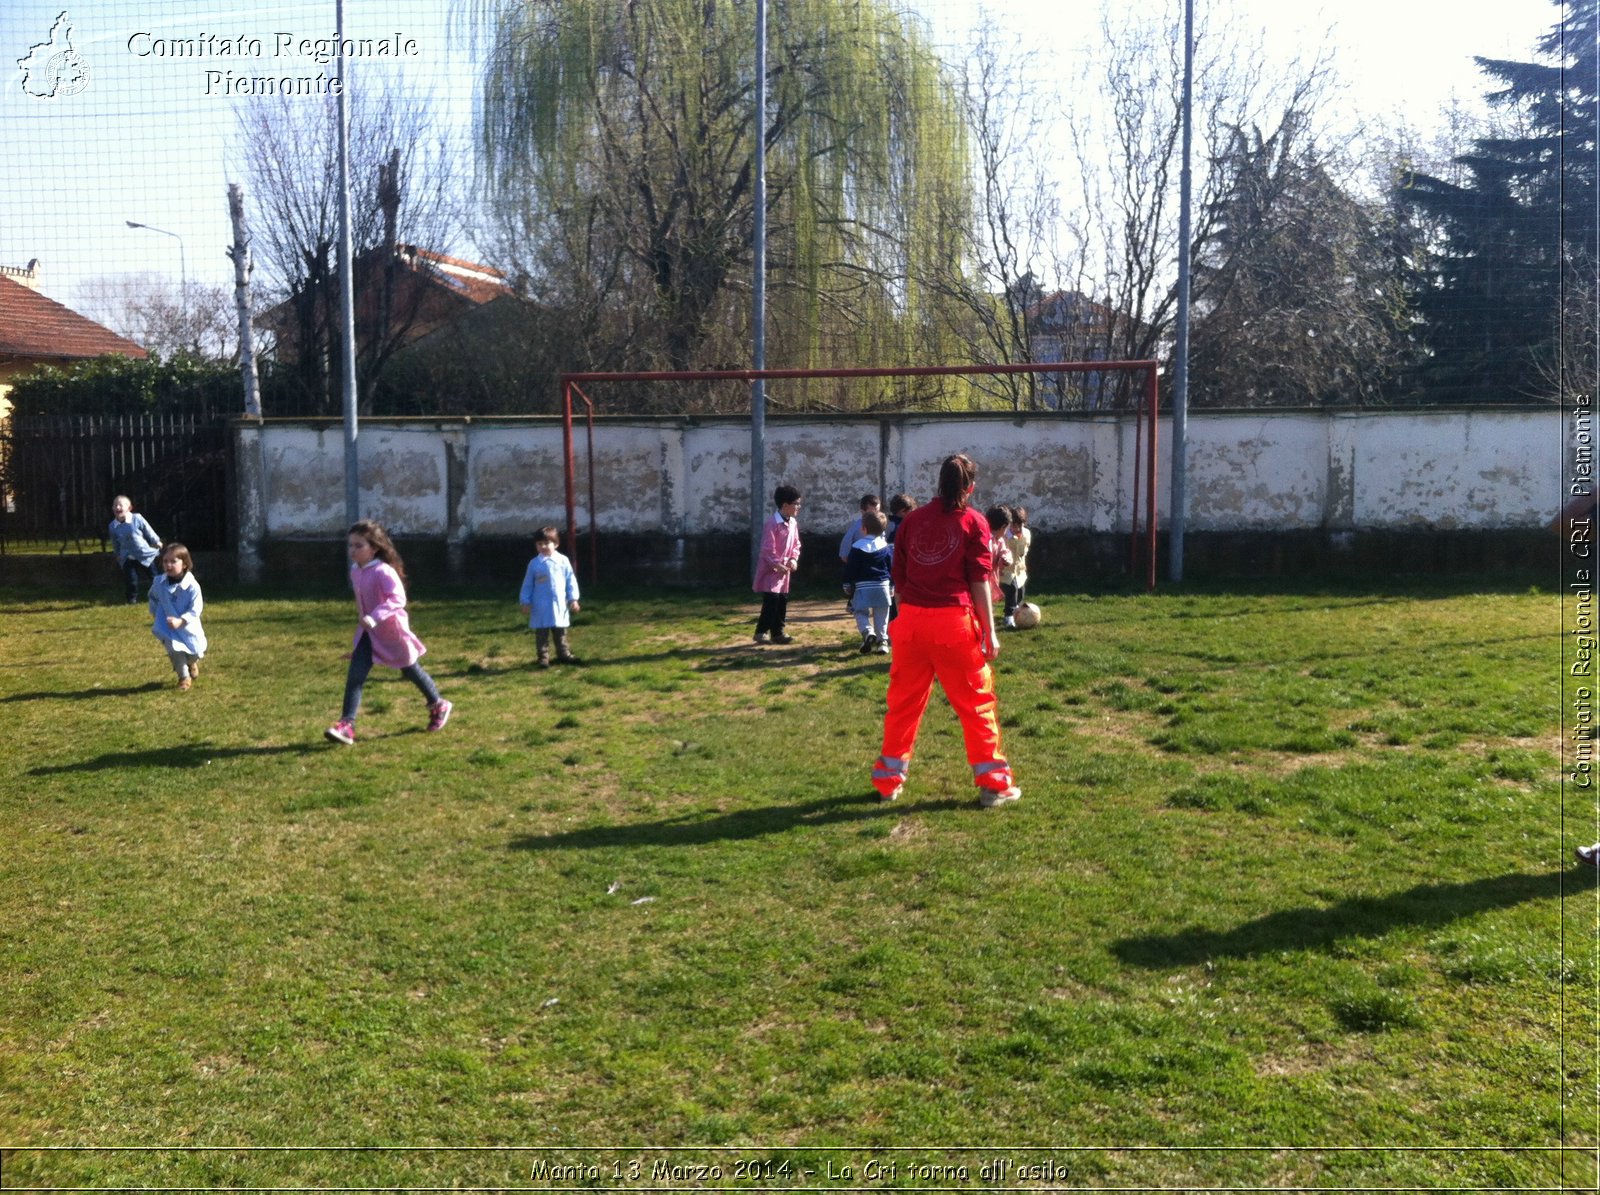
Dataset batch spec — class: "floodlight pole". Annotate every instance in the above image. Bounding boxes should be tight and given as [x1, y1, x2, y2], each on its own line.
[750, 0, 769, 573]
[1169, 0, 1194, 583]
[336, 0, 360, 526]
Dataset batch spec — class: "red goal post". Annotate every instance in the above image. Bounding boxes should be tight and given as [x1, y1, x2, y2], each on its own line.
[559, 360, 1161, 591]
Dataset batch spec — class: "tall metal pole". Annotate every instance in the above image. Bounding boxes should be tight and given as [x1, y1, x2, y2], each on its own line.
[749, 0, 768, 572]
[1168, 0, 1194, 583]
[124, 220, 187, 302]
[336, 0, 360, 525]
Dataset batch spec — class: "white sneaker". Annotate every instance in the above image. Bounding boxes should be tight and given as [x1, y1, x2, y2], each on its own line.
[978, 785, 1021, 808]
[1577, 843, 1600, 868]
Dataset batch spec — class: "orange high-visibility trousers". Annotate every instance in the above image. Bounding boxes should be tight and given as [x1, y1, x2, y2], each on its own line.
[872, 603, 1012, 798]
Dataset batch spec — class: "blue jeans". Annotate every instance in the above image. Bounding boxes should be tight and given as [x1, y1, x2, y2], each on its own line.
[342, 632, 441, 722]
[120, 558, 152, 603]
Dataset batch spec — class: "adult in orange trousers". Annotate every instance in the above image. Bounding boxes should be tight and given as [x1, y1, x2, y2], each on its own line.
[871, 453, 1020, 808]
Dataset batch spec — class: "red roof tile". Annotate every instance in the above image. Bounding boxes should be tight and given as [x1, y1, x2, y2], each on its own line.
[0, 274, 148, 361]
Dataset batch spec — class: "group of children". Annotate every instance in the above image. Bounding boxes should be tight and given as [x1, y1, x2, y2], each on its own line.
[111, 497, 588, 744]
[755, 488, 1033, 650]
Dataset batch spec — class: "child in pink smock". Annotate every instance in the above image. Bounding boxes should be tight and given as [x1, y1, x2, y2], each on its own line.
[324, 520, 452, 745]
[752, 484, 802, 645]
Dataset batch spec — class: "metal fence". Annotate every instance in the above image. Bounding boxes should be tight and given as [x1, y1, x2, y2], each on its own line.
[0, 413, 231, 554]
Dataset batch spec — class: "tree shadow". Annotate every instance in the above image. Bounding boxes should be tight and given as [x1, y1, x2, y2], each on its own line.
[2, 682, 167, 703]
[509, 791, 968, 852]
[28, 740, 320, 775]
[1111, 868, 1595, 969]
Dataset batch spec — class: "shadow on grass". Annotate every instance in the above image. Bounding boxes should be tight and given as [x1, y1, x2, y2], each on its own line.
[0, 601, 100, 615]
[444, 642, 755, 677]
[28, 740, 321, 774]
[1112, 868, 1595, 968]
[2, 682, 168, 702]
[509, 791, 968, 851]
[694, 642, 857, 673]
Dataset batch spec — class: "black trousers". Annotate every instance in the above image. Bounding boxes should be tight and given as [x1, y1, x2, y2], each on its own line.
[754, 592, 789, 636]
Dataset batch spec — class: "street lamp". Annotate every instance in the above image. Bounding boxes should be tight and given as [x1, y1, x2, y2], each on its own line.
[125, 219, 187, 298]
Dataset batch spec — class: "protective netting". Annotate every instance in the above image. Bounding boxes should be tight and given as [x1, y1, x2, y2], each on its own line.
[2, 0, 1564, 412]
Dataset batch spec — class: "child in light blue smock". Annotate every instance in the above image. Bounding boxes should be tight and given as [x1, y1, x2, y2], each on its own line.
[109, 494, 162, 604]
[519, 526, 581, 666]
[148, 543, 207, 690]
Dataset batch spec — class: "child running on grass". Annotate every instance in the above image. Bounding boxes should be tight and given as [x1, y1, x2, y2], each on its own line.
[519, 526, 582, 667]
[109, 494, 162, 605]
[325, 520, 452, 745]
[148, 543, 206, 691]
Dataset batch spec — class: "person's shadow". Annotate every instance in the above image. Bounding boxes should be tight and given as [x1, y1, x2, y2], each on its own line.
[2, 682, 166, 702]
[509, 791, 967, 851]
[1111, 868, 1594, 968]
[28, 741, 319, 775]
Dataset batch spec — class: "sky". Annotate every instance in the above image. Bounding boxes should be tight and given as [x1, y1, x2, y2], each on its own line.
[0, 0, 1563, 313]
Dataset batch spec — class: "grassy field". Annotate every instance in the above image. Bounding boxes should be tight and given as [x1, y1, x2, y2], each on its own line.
[1, 576, 1593, 1191]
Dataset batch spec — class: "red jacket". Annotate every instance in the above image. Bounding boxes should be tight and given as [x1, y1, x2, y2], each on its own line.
[890, 501, 992, 608]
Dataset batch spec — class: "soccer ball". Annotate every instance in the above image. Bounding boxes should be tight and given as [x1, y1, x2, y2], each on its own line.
[1012, 601, 1042, 630]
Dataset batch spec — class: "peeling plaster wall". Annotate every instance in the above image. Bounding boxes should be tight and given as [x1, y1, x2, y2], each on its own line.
[1342, 410, 1556, 530]
[237, 409, 1565, 566]
[1181, 414, 1329, 531]
[260, 425, 451, 537]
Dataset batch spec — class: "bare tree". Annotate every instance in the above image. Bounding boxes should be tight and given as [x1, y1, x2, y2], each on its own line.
[1059, 2, 1338, 407]
[943, 21, 1088, 410]
[72, 273, 237, 362]
[234, 82, 466, 413]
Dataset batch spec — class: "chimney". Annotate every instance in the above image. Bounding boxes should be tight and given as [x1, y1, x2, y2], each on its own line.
[1, 259, 42, 289]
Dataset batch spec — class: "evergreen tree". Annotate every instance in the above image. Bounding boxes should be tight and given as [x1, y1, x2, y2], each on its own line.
[1396, 0, 1596, 403]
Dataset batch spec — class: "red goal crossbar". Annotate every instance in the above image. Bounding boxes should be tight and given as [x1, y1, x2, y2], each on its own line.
[559, 361, 1161, 591]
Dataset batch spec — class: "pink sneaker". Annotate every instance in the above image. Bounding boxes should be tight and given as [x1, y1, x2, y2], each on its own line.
[324, 719, 355, 745]
[427, 699, 453, 732]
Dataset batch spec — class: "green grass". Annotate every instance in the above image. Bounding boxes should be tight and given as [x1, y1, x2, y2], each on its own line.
[1, 579, 1593, 1190]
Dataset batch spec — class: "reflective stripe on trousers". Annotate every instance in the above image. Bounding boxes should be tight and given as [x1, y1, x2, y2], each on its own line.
[873, 602, 1009, 794]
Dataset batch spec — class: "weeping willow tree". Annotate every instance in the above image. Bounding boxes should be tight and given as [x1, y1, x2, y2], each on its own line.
[474, 0, 976, 409]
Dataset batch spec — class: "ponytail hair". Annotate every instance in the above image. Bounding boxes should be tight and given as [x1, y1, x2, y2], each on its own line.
[936, 454, 977, 512]
[349, 519, 406, 586]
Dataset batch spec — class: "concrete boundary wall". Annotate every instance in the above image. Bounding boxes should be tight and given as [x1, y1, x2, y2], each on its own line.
[233, 408, 1566, 581]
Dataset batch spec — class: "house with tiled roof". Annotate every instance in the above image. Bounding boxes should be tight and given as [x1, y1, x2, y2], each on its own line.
[0, 262, 149, 418]
[1025, 289, 1152, 411]
[257, 243, 516, 365]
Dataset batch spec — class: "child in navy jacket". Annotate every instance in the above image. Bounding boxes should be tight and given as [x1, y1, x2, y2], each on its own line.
[843, 509, 893, 654]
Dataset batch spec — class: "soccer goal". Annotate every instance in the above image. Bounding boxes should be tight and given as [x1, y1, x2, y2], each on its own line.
[558, 360, 1162, 590]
